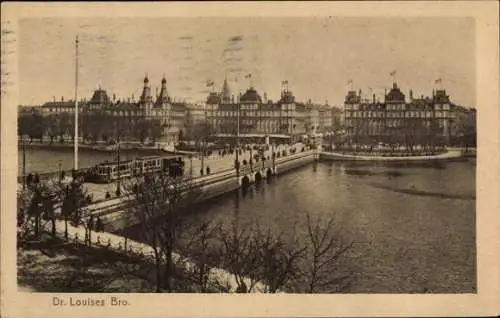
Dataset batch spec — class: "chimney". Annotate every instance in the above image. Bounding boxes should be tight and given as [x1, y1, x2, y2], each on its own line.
[53, 96, 56, 102]
[61, 96, 64, 102]
[373, 94, 376, 103]
[409, 89, 413, 101]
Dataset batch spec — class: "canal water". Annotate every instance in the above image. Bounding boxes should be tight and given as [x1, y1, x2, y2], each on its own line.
[17, 146, 165, 174]
[19, 148, 476, 293]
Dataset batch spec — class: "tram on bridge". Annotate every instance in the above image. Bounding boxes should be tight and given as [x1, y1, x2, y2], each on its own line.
[85, 155, 185, 183]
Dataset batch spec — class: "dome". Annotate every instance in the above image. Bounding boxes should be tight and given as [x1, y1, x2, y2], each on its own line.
[89, 88, 110, 105]
[206, 92, 220, 104]
[385, 82, 405, 102]
[161, 76, 166, 84]
[144, 75, 149, 84]
[240, 87, 262, 103]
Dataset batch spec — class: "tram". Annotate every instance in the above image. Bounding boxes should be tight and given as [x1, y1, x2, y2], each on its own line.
[85, 155, 185, 183]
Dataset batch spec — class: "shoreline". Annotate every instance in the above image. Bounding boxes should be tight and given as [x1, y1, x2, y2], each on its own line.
[20, 142, 166, 153]
[319, 149, 465, 162]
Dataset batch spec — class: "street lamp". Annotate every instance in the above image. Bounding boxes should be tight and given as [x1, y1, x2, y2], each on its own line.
[22, 137, 26, 190]
[58, 160, 62, 181]
[116, 115, 121, 197]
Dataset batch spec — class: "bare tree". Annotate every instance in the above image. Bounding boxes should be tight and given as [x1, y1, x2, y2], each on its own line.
[255, 225, 307, 293]
[217, 222, 263, 293]
[181, 220, 222, 292]
[303, 213, 358, 293]
[124, 170, 202, 292]
[124, 173, 167, 292]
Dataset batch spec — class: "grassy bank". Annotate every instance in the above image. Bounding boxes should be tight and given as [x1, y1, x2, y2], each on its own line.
[17, 236, 220, 293]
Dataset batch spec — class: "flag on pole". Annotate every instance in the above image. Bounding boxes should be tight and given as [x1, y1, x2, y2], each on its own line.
[435, 78, 442, 84]
[281, 80, 288, 85]
[206, 80, 215, 87]
[245, 73, 252, 79]
[390, 70, 396, 76]
[347, 79, 353, 85]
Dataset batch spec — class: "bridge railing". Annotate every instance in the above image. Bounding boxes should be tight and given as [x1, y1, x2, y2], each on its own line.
[82, 149, 317, 218]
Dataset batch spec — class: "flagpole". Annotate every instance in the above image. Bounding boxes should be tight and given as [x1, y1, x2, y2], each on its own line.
[74, 36, 79, 171]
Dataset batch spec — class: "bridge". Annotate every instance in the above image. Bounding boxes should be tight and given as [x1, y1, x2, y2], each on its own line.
[17, 143, 318, 229]
[82, 148, 318, 228]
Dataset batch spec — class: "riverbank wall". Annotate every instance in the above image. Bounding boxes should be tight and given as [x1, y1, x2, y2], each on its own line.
[319, 149, 464, 163]
[94, 151, 318, 231]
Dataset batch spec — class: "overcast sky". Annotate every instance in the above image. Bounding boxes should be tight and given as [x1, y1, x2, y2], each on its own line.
[18, 17, 475, 107]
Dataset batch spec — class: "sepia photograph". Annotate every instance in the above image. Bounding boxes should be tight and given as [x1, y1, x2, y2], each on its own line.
[1, 2, 499, 318]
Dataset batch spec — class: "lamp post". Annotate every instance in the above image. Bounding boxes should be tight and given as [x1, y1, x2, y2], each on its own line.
[116, 116, 121, 196]
[74, 36, 79, 170]
[189, 154, 193, 177]
[235, 101, 240, 179]
[22, 138, 26, 189]
[58, 160, 62, 181]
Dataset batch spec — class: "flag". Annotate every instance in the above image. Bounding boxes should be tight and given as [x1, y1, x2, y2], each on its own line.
[206, 80, 214, 87]
[390, 70, 396, 76]
[245, 73, 252, 79]
[435, 78, 442, 84]
[347, 80, 353, 85]
[282, 80, 288, 85]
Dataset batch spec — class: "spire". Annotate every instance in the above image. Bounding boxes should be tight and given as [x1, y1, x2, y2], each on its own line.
[140, 74, 152, 105]
[156, 75, 169, 105]
[221, 76, 231, 104]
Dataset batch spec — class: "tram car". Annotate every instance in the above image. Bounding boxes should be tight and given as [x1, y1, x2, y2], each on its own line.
[85, 155, 185, 183]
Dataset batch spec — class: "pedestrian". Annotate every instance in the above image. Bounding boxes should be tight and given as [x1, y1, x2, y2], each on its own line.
[206, 166, 210, 175]
[200, 168, 204, 176]
[88, 215, 94, 232]
[96, 217, 103, 232]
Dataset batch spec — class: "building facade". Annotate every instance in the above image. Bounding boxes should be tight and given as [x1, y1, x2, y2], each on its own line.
[343, 82, 458, 145]
[205, 79, 341, 139]
[32, 76, 342, 142]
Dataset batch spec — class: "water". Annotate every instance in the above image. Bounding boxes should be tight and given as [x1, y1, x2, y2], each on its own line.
[179, 160, 476, 293]
[20, 148, 476, 293]
[17, 146, 165, 174]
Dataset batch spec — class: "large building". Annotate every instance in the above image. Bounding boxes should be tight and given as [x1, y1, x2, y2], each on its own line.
[343, 82, 461, 145]
[205, 78, 342, 140]
[31, 76, 343, 143]
[38, 75, 187, 142]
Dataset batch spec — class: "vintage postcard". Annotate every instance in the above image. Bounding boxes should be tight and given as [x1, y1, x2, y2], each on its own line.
[1, 2, 499, 317]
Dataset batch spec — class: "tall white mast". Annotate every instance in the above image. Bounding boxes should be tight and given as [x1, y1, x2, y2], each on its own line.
[74, 36, 79, 170]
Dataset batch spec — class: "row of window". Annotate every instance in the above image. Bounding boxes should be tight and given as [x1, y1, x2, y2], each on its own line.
[345, 119, 447, 127]
[207, 110, 299, 117]
[345, 104, 450, 111]
[345, 111, 451, 118]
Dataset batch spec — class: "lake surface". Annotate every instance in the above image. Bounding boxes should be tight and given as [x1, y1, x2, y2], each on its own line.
[19, 148, 476, 293]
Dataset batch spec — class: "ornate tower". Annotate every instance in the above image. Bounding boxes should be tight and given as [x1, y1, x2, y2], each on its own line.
[220, 76, 231, 104]
[139, 75, 153, 108]
[156, 75, 169, 106]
